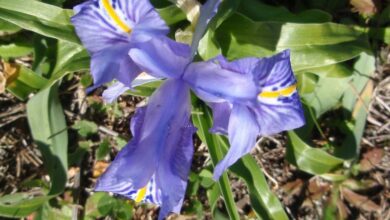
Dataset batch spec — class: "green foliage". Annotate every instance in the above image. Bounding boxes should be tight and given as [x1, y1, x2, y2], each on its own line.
[85, 192, 133, 220]
[72, 120, 98, 138]
[0, 193, 52, 218]
[0, 0, 79, 44]
[26, 83, 68, 196]
[0, 0, 387, 219]
[193, 103, 289, 220]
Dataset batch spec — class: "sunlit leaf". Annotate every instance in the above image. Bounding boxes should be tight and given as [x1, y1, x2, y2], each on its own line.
[27, 83, 68, 195]
[0, 0, 79, 43]
[286, 131, 344, 175]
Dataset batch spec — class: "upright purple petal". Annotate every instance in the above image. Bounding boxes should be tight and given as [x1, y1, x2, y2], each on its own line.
[191, 0, 222, 56]
[129, 36, 192, 79]
[183, 57, 258, 103]
[213, 105, 259, 180]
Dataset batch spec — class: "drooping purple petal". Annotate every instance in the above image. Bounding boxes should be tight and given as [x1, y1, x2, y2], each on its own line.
[213, 104, 259, 180]
[156, 120, 196, 219]
[71, 0, 131, 54]
[71, 0, 169, 88]
[95, 79, 194, 219]
[254, 50, 305, 135]
[129, 36, 191, 79]
[183, 58, 258, 103]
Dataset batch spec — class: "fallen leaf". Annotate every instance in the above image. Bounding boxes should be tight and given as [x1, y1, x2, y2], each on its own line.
[360, 148, 384, 171]
[93, 161, 109, 178]
[336, 200, 350, 219]
[308, 178, 330, 200]
[341, 187, 380, 212]
[0, 61, 20, 93]
[0, 72, 5, 93]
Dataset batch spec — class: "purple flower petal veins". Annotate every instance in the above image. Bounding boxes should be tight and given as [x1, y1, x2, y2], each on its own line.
[71, 0, 169, 89]
[128, 34, 305, 180]
[185, 50, 305, 179]
[95, 80, 196, 220]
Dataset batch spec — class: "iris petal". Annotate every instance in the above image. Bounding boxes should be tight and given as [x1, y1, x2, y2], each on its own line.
[71, 0, 169, 88]
[129, 36, 191, 79]
[90, 44, 140, 88]
[184, 58, 258, 103]
[209, 102, 231, 135]
[213, 105, 259, 180]
[253, 50, 305, 135]
[102, 82, 129, 103]
[96, 80, 194, 219]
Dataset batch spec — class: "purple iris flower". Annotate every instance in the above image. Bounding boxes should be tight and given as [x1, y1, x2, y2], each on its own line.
[80, 0, 303, 218]
[183, 51, 306, 179]
[95, 79, 196, 219]
[71, 0, 168, 89]
[128, 37, 305, 181]
[96, 36, 304, 218]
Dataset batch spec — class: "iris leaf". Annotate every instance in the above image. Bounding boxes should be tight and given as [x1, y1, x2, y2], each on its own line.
[202, 13, 370, 72]
[0, 0, 79, 44]
[27, 83, 68, 195]
[192, 103, 240, 220]
[286, 131, 344, 175]
[0, 193, 52, 218]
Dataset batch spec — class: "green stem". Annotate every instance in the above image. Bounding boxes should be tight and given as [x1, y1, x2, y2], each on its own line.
[192, 104, 240, 220]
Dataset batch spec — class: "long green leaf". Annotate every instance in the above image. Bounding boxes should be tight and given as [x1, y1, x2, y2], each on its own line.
[0, 0, 79, 43]
[238, 0, 332, 23]
[27, 83, 68, 195]
[192, 103, 240, 220]
[0, 193, 52, 218]
[207, 13, 369, 71]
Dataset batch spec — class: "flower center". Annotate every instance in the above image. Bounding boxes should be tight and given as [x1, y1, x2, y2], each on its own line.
[258, 84, 297, 98]
[102, 0, 132, 33]
[135, 186, 147, 203]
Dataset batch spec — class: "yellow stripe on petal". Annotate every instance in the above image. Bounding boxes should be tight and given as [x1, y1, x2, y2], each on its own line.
[135, 186, 147, 203]
[258, 84, 297, 98]
[102, 0, 132, 33]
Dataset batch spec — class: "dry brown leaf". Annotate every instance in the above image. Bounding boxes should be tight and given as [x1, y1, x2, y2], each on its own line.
[341, 187, 381, 212]
[350, 0, 378, 16]
[93, 161, 109, 178]
[0, 72, 5, 93]
[0, 62, 20, 93]
[337, 200, 350, 219]
[308, 178, 330, 200]
[360, 148, 384, 171]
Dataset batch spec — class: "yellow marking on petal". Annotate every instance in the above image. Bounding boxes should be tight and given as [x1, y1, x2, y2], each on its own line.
[101, 0, 132, 33]
[135, 186, 147, 203]
[259, 84, 297, 98]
